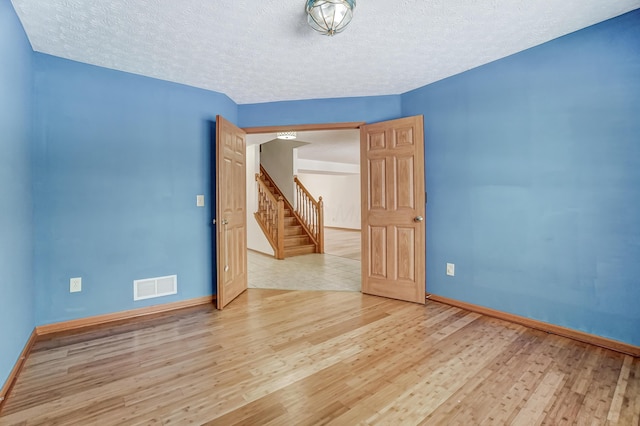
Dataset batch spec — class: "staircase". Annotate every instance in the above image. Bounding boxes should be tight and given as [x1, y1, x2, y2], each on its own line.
[255, 166, 323, 259]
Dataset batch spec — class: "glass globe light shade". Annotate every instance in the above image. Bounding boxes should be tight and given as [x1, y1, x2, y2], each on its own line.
[306, 0, 356, 36]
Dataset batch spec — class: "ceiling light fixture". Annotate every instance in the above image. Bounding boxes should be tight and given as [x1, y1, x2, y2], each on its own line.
[306, 0, 356, 36]
[277, 131, 297, 140]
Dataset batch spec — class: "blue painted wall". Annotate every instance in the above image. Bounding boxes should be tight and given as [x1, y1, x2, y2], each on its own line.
[402, 10, 640, 345]
[2, 2, 638, 387]
[0, 0, 35, 390]
[239, 95, 401, 127]
[32, 55, 237, 324]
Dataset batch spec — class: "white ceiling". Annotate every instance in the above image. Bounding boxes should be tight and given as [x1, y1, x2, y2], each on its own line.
[247, 130, 360, 165]
[11, 0, 640, 105]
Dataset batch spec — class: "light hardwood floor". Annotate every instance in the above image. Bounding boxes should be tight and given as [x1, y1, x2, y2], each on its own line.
[324, 227, 361, 261]
[1, 289, 638, 425]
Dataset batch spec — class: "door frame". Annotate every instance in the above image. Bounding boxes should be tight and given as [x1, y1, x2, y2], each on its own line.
[243, 122, 365, 135]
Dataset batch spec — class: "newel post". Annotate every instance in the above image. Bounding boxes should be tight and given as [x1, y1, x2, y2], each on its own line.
[318, 196, 324, 254]
[276, 196, 285, 260]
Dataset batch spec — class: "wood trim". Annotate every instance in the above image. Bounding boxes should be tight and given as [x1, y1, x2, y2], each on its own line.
[317, 198, 324, 254]
[36, 296, 214, 336]
[293, 176, 319, 206]
[427, 294, 640, 358]
[277, 198, 285, 259]
[1, 296, 216, 412]
[0, 328, 37, 411]
[243, 122, 365, 134]
[256, 173, 282, 205]
[260, 165, 295, 212]
[325, 226, 361, 232]
[293, 175, 324, 253]
[256, 167, 288, 259]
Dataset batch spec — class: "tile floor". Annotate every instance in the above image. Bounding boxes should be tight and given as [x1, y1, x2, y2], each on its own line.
[248, 250, 361, 292]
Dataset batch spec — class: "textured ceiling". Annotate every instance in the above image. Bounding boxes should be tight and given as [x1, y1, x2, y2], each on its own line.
[11, 0, 640, 104]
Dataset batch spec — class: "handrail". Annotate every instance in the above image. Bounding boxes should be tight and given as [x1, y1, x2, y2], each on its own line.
[256, 173, 280, 205]
[255, 173, 285, 259]
[259, 165, 285, 201]
[255, 165, 325, 257]
[293, 176, 324, 254]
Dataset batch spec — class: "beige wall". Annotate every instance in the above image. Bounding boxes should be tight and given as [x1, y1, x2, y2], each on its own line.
[260, 139, 306, 205]
[296, 172, 361, 230]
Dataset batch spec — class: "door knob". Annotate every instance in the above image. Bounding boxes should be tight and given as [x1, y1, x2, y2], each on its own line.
[414, 216, 424, 222]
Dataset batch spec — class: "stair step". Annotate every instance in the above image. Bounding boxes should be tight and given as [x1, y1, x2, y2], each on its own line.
[284, 235, 310, 247]
[284, 225, 304, 236]
[284, 244, 316, 257]
[283, 216, 297, 226]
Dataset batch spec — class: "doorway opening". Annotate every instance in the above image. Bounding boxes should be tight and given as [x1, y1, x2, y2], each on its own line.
[244, 124, 363, 293]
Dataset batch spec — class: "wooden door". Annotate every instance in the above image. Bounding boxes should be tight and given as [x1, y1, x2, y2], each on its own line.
[216, 115, 247, 309]
[360, 115, 426, 304]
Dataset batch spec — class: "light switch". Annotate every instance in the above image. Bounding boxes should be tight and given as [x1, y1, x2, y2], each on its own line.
[446, 263, 455, 277]
[196, 195, 205, 207]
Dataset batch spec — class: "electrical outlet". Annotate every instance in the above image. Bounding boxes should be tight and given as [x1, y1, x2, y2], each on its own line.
[446, 263, 455, 277]
[70, 277, 82, 293]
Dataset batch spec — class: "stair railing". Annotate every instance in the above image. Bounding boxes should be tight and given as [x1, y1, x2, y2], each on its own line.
[294, 176, 324, 254]
[254, 173, 285, 259]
